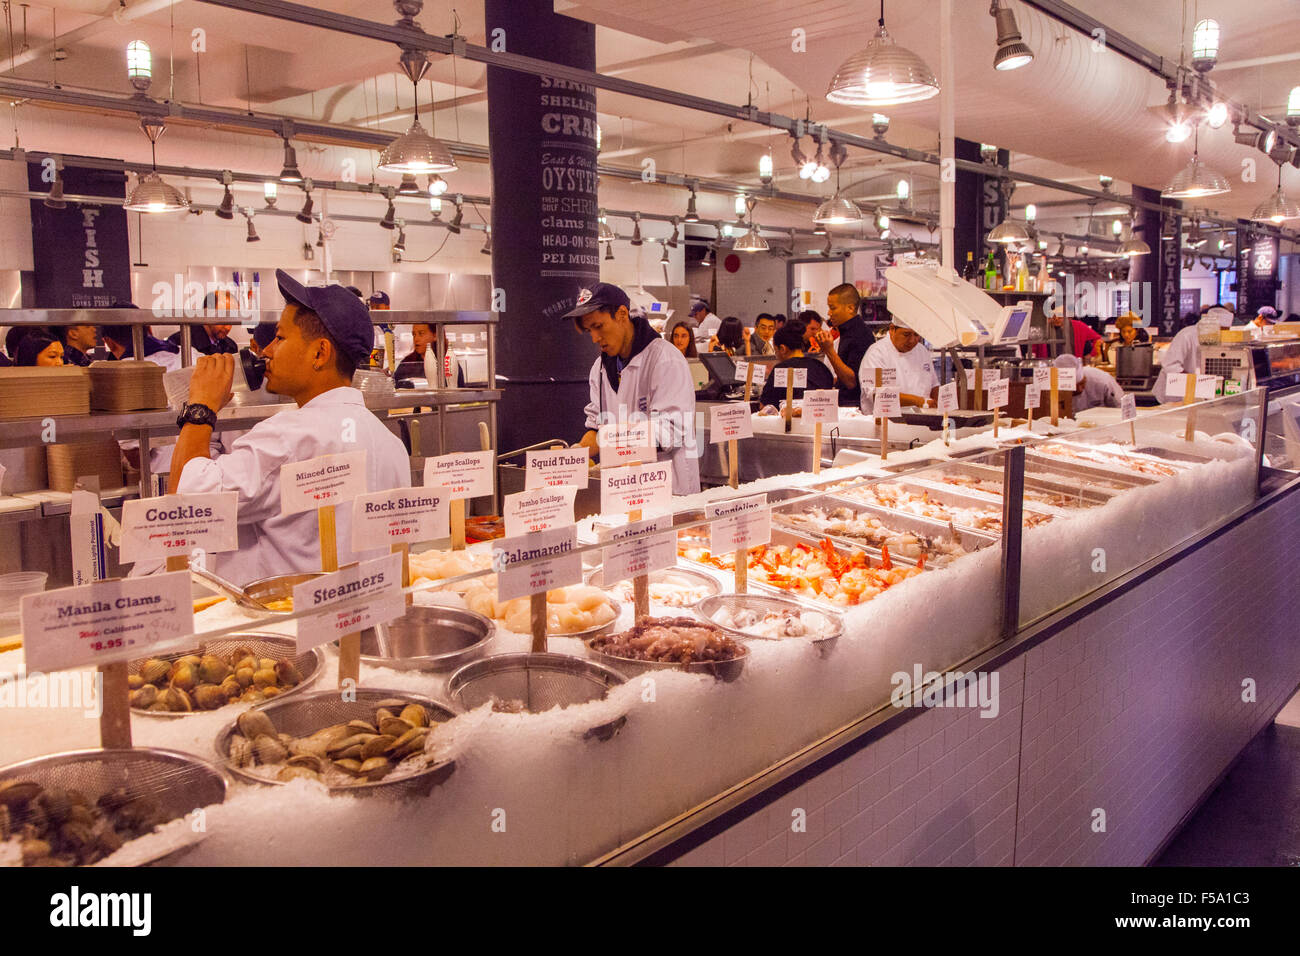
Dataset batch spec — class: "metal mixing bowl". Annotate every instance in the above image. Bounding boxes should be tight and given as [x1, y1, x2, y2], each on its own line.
[360, 605, 495, 672]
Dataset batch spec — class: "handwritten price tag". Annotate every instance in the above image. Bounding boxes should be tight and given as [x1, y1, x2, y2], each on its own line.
[1120, 392, 1137, 421]
[494, 526, 581, 601]
[504, 486, 577, 538]
[598, 420, 656, 467]
[22, 572, 194, 671]
[351, 486, 449, 551]
[119, 493, 238, 564]
[1025, 382, 1042, 412]
[1033, 366, 1051, 390]
[877, 367, 898, 387]
[706, 494, 771, 553]
[773, 366, 808, 389]
[803, 390, 839, 423]
[525, 446, 590, 490]
[987, 377, 1010, 409]
[735, 361, 766, 386]
[874, 387, 901, 418]
[424, 450, 494, 500]
[709, 403, 753, 442]
[292, 551, 405, 650]
[937, 380, 958, 414]
[1195, 374, 1220, 399]
[280, 450, 367, 515]
[600, 460, 672, 515]
[600, 514, 675, 582]
[1056, 367, 1077, 390]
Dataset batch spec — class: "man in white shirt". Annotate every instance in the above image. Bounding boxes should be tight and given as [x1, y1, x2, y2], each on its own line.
[1053, 354, 1125, 412]
[168, 270, 410, 585]
[690, 299, 721, 349]
[859, 316, 940, 415]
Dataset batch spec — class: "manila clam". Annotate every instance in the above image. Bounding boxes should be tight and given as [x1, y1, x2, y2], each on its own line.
[0, 781, 171, 867]
[130, 644, 307, 714]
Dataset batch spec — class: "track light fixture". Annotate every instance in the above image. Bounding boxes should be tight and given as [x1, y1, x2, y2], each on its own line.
[394, 223, 407, 252]
[604, 241, 614, 262]
[991, 0, 1034, 71]
[295, 180, 315, 224]
[481, 228, 492, 256]
[263, 181, 277, 208]
[428, 174, 448, 196]
[379, 187, 397, 229]
[215, 171, 235, 220]
[659, 241, 670, 264]
[446, 196, 464, 234]
[630, 213, 643, 246]
[684, 187, 700, 222]
[871, 113, 890, 138]
[667, 217, 680, 248]
[397, 174, 421, 196]
[44, 160, 65, 210]
[244, 209, 259, 242]
[277, 138, 303, 184]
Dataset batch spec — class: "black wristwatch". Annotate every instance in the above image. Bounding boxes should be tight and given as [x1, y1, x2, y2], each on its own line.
[176, 402, 218, 429]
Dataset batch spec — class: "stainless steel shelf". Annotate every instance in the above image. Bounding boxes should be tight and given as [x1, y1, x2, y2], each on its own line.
[0, 309, 497, 327]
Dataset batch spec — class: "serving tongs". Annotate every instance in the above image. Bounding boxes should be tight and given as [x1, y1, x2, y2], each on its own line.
[190, 565, 277, 616]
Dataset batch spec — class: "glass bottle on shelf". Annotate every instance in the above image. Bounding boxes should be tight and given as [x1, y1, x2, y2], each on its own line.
[963, 251, 976, 284]
[985, 251, 997, 291]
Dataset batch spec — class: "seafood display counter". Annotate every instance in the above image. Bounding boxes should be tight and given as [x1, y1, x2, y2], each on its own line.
[2, 389, 1297, 867]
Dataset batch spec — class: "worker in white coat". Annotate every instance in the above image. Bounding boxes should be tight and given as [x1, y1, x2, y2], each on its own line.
[569, 283, 701, 495]
[1053, 354, 1125, 412]
[1154, 308, 1227, 403]
[859, 316, 940, 415]
[166, 270, 410, 586]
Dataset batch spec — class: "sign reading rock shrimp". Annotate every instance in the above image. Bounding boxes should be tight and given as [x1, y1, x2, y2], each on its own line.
[350, 487, 449, 551]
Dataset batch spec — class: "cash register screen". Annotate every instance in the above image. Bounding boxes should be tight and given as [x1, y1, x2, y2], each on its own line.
[998, 308, 1030, 343]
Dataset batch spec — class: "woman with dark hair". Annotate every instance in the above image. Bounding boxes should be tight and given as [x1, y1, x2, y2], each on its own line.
[664, 317, 698, 358]
[759, 318, 834, 408]
[15, 331, 65, 367]
[708, 316, 747, 356]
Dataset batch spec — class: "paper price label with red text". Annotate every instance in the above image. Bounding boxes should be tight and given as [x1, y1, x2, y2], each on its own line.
[525, 447, 590, 490]
[424, 450, 494, 500]
[1025, 383, 1042, 411]
[706, 494, 771, 553]
[1120, 392, 1137, 421]
[1168, 373, 1220, 399]
[280, 450, 368, 515]
[874, 388, 901, 418]
[1033, 367, 1052, 390]
[601, 515, 675, 582]
[803, 390, 839, 423]
[598, 420, 656, 467]
[937, 381, 958, 414]
[119, 492, 238, 564]
[1056, 367, 1077, 390]
[494, 526, 582, 602]
[351, 486, 449, 551]
[600, 460, 672, 515]
[504, 486, 577, 538]
[773, 367, 808, 389]
[709, 403, 753, 442]
[293, 551, 404, 650]
[987, 378, 1010, 409]
[22, 572, 194, 671]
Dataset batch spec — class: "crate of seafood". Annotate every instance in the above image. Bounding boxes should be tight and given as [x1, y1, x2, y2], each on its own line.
[817, 476, 1055, 535]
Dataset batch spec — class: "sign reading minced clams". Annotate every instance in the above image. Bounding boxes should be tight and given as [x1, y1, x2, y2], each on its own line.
[706, 493, 771, 553]
[119, 492, 238, 564]
[351, 487, 449, 551]
[600, 460, 671, 515]
[280, 450, 368, 515]
[22, 571, 194, 671]
[493, 526, 581, 602]
[292, 551, 404, 650]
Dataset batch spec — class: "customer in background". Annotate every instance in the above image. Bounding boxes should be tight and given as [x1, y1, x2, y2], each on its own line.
[759, 318, 835, 409]
[665, 317, 698, 358]
[749, 313, 777, 356]
[15, 331, 64, 367]
[53, 324, 98, 366]
[1096, 313, 1149, 363]
[708, 316, 748, 356]
[394, 322, 436, 381]
[689, 298, 721, 347]
[1, 327, 30, 365]
[167, 291, 239, 355]
[101, 318, 182, 371]
[1245, 305, 1278, 330]
[368, 291, 391, 311]
[1054, 353, 1124, 412]
[246, 321, 278, 358]
[818, 283, 871, 406]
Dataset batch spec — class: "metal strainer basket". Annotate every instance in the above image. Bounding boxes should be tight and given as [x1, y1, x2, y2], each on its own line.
[213, 688, 456, 799]
[446, 652, 629, 742]
[0, 747, 228, 866]
[694, 594, 842, 656]
[128, 634, 324, 717]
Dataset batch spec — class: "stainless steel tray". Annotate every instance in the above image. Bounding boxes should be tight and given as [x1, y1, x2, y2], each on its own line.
[772, 493, 995, 559]
[694, 593, 841, 657]
[360, 605, 495, 673]
[927, 459, 1116, 507]
[817, 478, 1030, 535]
[1025, 448, 1160, 486]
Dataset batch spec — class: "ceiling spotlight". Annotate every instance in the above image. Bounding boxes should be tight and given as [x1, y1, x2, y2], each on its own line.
[1024, 203, 1036, 222]
[810, 143, 831, 183]
[1112, 219, 1123, 236]
[315, 228, 324, 247]
[429, 196, 442, 218]
[701, 244, 713, 267]
[980, 143, 999, 164]
[1288, 86, 1300, 127]
[277, 138, 303, 184]
[392, 246, 402, 264]
[872, 113, 890, 138]
[397, 174, 422, 195]
[43, 161, 65, 210]
[379, 188, 397, 229]
[479, 229, 491, 256]
[1207, 102, 1229, 129]
[263, 181, 278, 208]
[630, 213, 643, 246]
[734, 193, 748, 218]
[1166, 117, 1192, 144]
[1269, 140, 1294, 165]
[1191, 18, 1219, 73]
[759, 152, 773, 185]
[1099, 174, 1114, 191]
[659, 241, 670, 264]
[394, 225, 407, 252]
[244, 210, 259, 242]
[991, 0, 1034, 71]
[667, 217, 680, 248]
[896, 178, 910, 202]
[826, 0, 940, 105]
[428, 174, 448, 196]
[296, 182, 314, 224]
[126, 40, 151, 95]
[685, 187, 700, 222]
[302, 241, 314, 262]
[1234, 124, 1261, 146]
[447, 196, 464, 234]
[605, 241, 614, 262]
[793, 137, 818, 180]
[812, 221, 827, 236]
[215, 171, 234, 220]
[721, 223, 734, 238]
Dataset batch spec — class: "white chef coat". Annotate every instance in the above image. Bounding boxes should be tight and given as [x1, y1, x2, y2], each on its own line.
[584, 337, 701, 495]
[1074, 366, 1126, 412]
[175, 386, 410, 586]
[1153, 325, 1203, 403]
[858, 335, 939, 415]
[693, 312, 721, 346]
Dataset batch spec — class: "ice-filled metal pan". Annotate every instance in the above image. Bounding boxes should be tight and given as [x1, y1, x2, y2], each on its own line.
[819, 478, 1054, 535]
[771, 494, 994, 563]
[923, 460, 1116, 507]
[1022, 455, 1154, 489]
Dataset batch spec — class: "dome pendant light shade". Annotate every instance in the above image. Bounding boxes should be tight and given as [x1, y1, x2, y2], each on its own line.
[826, 10, 939, 107]
[124, 170, 188, 213]
[987, 218, 1030, 243]
[814, 193, 863, 225]
[379, 118, 457, 174]
[598, 212, 615, 242]
[1251, 176, 1300, 224]
[733, 225, 769, 252]
[1162, 153, 1230, 199]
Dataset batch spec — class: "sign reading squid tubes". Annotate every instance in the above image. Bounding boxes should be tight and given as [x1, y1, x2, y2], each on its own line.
[485, 1, 600, 454]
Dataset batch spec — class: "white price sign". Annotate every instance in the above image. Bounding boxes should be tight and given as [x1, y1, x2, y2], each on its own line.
[22, 572, 194, 671]
[964, 368, 977, 389]
[1195, 374, 1220, 399]
[803, 390, 840, 423]
[710, 403, 754, 442]
[874, 387, 901, 418]
[876, 367, 898, 387]
[1025, 383, 1042, 411]
[987, 377, 1010, 409]
[525, 447, 590, 490]
[601, 514, 675, 582]
[119, 492, 238, 564]
[292, 552, 405, 650]
[1056, 367, 1077, 390]
[280, 450, 367, 515]
[504, 486, 577, 538]
[351, 486, 449, 551]
[734, 361, 766, 386]
[598, 419, 656, 467]
[494, 526, 582, 601]
[706, 493, 771, 553]
[600, 460, 672, 516]
[424, 450, 494, 500]
[1120, 392, 1137, 421]
[937, 380, 958, 414]
[1033, 367, 1051, 390]
[773, 366, 808, 389]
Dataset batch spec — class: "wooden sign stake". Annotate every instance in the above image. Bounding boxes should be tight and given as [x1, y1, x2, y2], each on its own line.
[1049, 368, 1060, 426]
[1183, 374, 1198, 442]
[319, 504, 359, 687]
[627, 507, 649, 619]
[733, 548, 747, 594]
[783, 375, 794, 434]
[993, 404, 1000, 438]
[530, 592, 547, 653]
[974, 367, 984, 411]
[813, 422, 822, 474]
[727, 439, 739, 489]
[875, 368, 887, 461]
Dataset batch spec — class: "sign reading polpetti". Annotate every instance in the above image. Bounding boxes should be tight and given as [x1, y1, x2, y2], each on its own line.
[22, 571, 194, 671]
[280, 450, 368, 515]
[987, 377, 1010, 409]
[710, 403, 753, 442]
[119, 493, 238, 564]
[424, 450, 494, 500]
[525, 446, 590, 489]
[351, 486, 449, 551]
[600, 459, 672, 515]
[504, 486, 577, 537]
[601, 514, 675, 582]
[292, 551, 404, 650]
[706, 493, 771, 553]
[494, 526, 582, 601]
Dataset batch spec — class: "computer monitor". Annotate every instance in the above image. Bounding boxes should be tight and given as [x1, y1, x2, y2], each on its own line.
[698, 351, 737, 387]
[994, 303, 1034, 344]
[687, 359, 709, 391]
